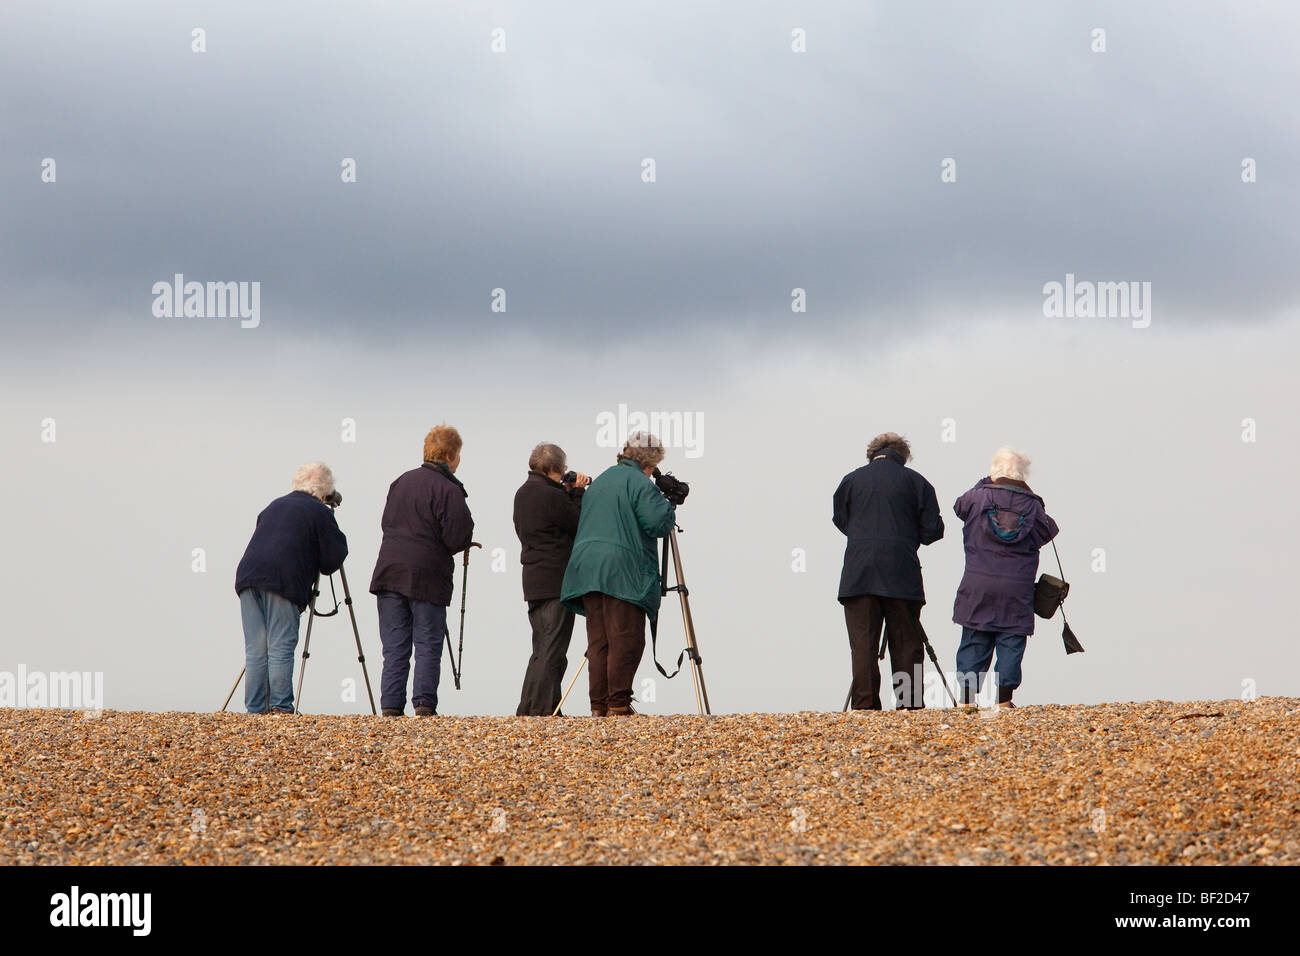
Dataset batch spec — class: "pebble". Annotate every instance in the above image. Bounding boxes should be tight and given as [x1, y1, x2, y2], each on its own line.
[1, 698, 1296, 865]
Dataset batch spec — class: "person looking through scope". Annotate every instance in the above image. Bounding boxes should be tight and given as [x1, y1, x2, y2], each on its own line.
[561, 432, 676, 716]
[234, 461, 349, 715]
[512, 442, 591, 716]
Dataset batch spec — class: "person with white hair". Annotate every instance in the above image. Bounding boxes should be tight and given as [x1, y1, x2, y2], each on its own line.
[234, 462, 349, 714]
[952, 447, 1060, 709]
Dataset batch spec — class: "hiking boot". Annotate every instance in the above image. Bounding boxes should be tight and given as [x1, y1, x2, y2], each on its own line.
[607, 703, 638, 716]
[591, 708, 607, 718]
[381, 708, 403, 717]
[415, 705, 437, 717]
[997, 700, 1016, 710]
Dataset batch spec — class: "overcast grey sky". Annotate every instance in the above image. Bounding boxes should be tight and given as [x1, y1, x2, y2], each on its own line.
[2, 1, 1298, 714]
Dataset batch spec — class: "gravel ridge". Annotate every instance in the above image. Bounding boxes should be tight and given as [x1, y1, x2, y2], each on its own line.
[3, 698, 1297, 865]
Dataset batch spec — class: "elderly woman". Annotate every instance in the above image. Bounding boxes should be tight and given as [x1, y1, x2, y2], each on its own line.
[513, 442, 590, 716]
[561, 432, 676, 716]
[235, 462, 349, 714]
[369, 424, 475, 717]
[952, 447, 1059, 709]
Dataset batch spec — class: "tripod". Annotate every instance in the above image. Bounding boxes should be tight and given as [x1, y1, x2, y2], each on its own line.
[657, 525, 711, 715]
[222, 564, 377, 715]
[841, 608, 958, 711]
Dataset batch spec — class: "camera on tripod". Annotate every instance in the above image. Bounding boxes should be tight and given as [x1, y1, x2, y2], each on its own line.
[652, 468, 689, 506]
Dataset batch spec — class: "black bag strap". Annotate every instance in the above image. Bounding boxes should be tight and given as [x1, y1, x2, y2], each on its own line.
[1050, 539, 1066, 582]
[648, 535, 687, 679]
[648, 613, 687, 679]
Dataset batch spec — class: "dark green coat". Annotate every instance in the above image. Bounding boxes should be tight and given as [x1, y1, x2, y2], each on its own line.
[561, 459, 676, 620]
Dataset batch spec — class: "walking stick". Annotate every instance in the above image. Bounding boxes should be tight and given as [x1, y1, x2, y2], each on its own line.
[222, 667, 245, 713]
[447, 542, 481, 690]
[552, 655, 588, 716]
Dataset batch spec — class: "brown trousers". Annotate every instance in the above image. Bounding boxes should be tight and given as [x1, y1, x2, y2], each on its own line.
[582, 592, 646, 712]
[844, 594, 926, 709]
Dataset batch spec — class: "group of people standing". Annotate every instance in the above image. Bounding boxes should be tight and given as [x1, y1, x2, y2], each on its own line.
[834, 432, 1060, 711]
[232, 425, 1059, 716]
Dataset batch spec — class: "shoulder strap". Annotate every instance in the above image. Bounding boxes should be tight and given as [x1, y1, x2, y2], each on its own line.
[1050, 539, 1066, 581]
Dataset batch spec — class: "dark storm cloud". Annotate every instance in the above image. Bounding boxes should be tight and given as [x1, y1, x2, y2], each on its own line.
[2, 0, 1297, 349]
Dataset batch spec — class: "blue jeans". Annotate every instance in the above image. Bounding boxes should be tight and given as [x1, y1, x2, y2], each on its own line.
[376, 591, 446, 712]
[240, 588, 302, 714]
[955, 627, 1028, 703]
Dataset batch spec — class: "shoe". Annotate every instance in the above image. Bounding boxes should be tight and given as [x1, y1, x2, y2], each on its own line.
[607, 703, 638, 716]
[415, 705, 437, 717]
[271, 708, 295, 715]
[997, 700, 1016, 710]
[591, 709, 607, 718]
[381, 708, 403, 717]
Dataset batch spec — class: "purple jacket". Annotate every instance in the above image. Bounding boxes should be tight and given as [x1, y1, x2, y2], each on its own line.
[952, 478, 1059, 635]
[369, 462, 475, 606]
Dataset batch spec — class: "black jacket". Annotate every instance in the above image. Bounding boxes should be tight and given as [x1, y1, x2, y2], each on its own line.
[513, 471, 584, 601]
[369, 462, 475, 605]
[833, 450, 944, 603]
[235, 491, 349, 611]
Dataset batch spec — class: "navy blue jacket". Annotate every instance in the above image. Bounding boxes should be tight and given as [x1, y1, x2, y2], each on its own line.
[369, 462, 475, 606]
[235, 491, 349, 611]
[833, 450, 944, 603]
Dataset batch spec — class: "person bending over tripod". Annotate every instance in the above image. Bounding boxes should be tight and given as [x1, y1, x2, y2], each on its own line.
[833, 432, 944, 710]
[513, 443, 591, 716]
[234, 462, 349, 715]
[369, 424, 475, 717]
[561, 433, 675, 716]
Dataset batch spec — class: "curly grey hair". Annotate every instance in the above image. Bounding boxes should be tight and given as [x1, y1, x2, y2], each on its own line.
[292, 461, 336, 500]
[866, 432, 912, 462]
[620, 431, 665, 469]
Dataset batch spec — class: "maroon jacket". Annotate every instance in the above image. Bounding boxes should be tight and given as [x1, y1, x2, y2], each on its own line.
[369, 462, 475, 606]
[952, 477, 1059, 635]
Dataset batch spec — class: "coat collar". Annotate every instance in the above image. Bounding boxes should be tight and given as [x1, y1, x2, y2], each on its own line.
[981, 476, 1041, 502]
[527, 470, 565, 490]
[422, 460, 468, 496]
[870, 449, 906, 466]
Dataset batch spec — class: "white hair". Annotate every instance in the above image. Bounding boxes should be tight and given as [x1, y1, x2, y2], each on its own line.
[989, 447, 1030, 482]
[292, 461, 335, 499]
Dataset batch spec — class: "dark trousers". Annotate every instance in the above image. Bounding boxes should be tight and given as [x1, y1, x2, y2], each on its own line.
[844, 594, 925, 709]
[516, 598, 577, 716]
[376, 591, 446, 713]
[582, 592, 645, 712]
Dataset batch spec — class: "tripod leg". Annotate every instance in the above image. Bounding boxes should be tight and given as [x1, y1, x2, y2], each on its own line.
[552, 655, 587, 717]
[667, 529, 711, 715]
[842, 683, 852, 713]
[222, 667, 245, 713]
[335, 565, 377, 715]
[915, 616, 959, 708]
[294, 576, 320, 715]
